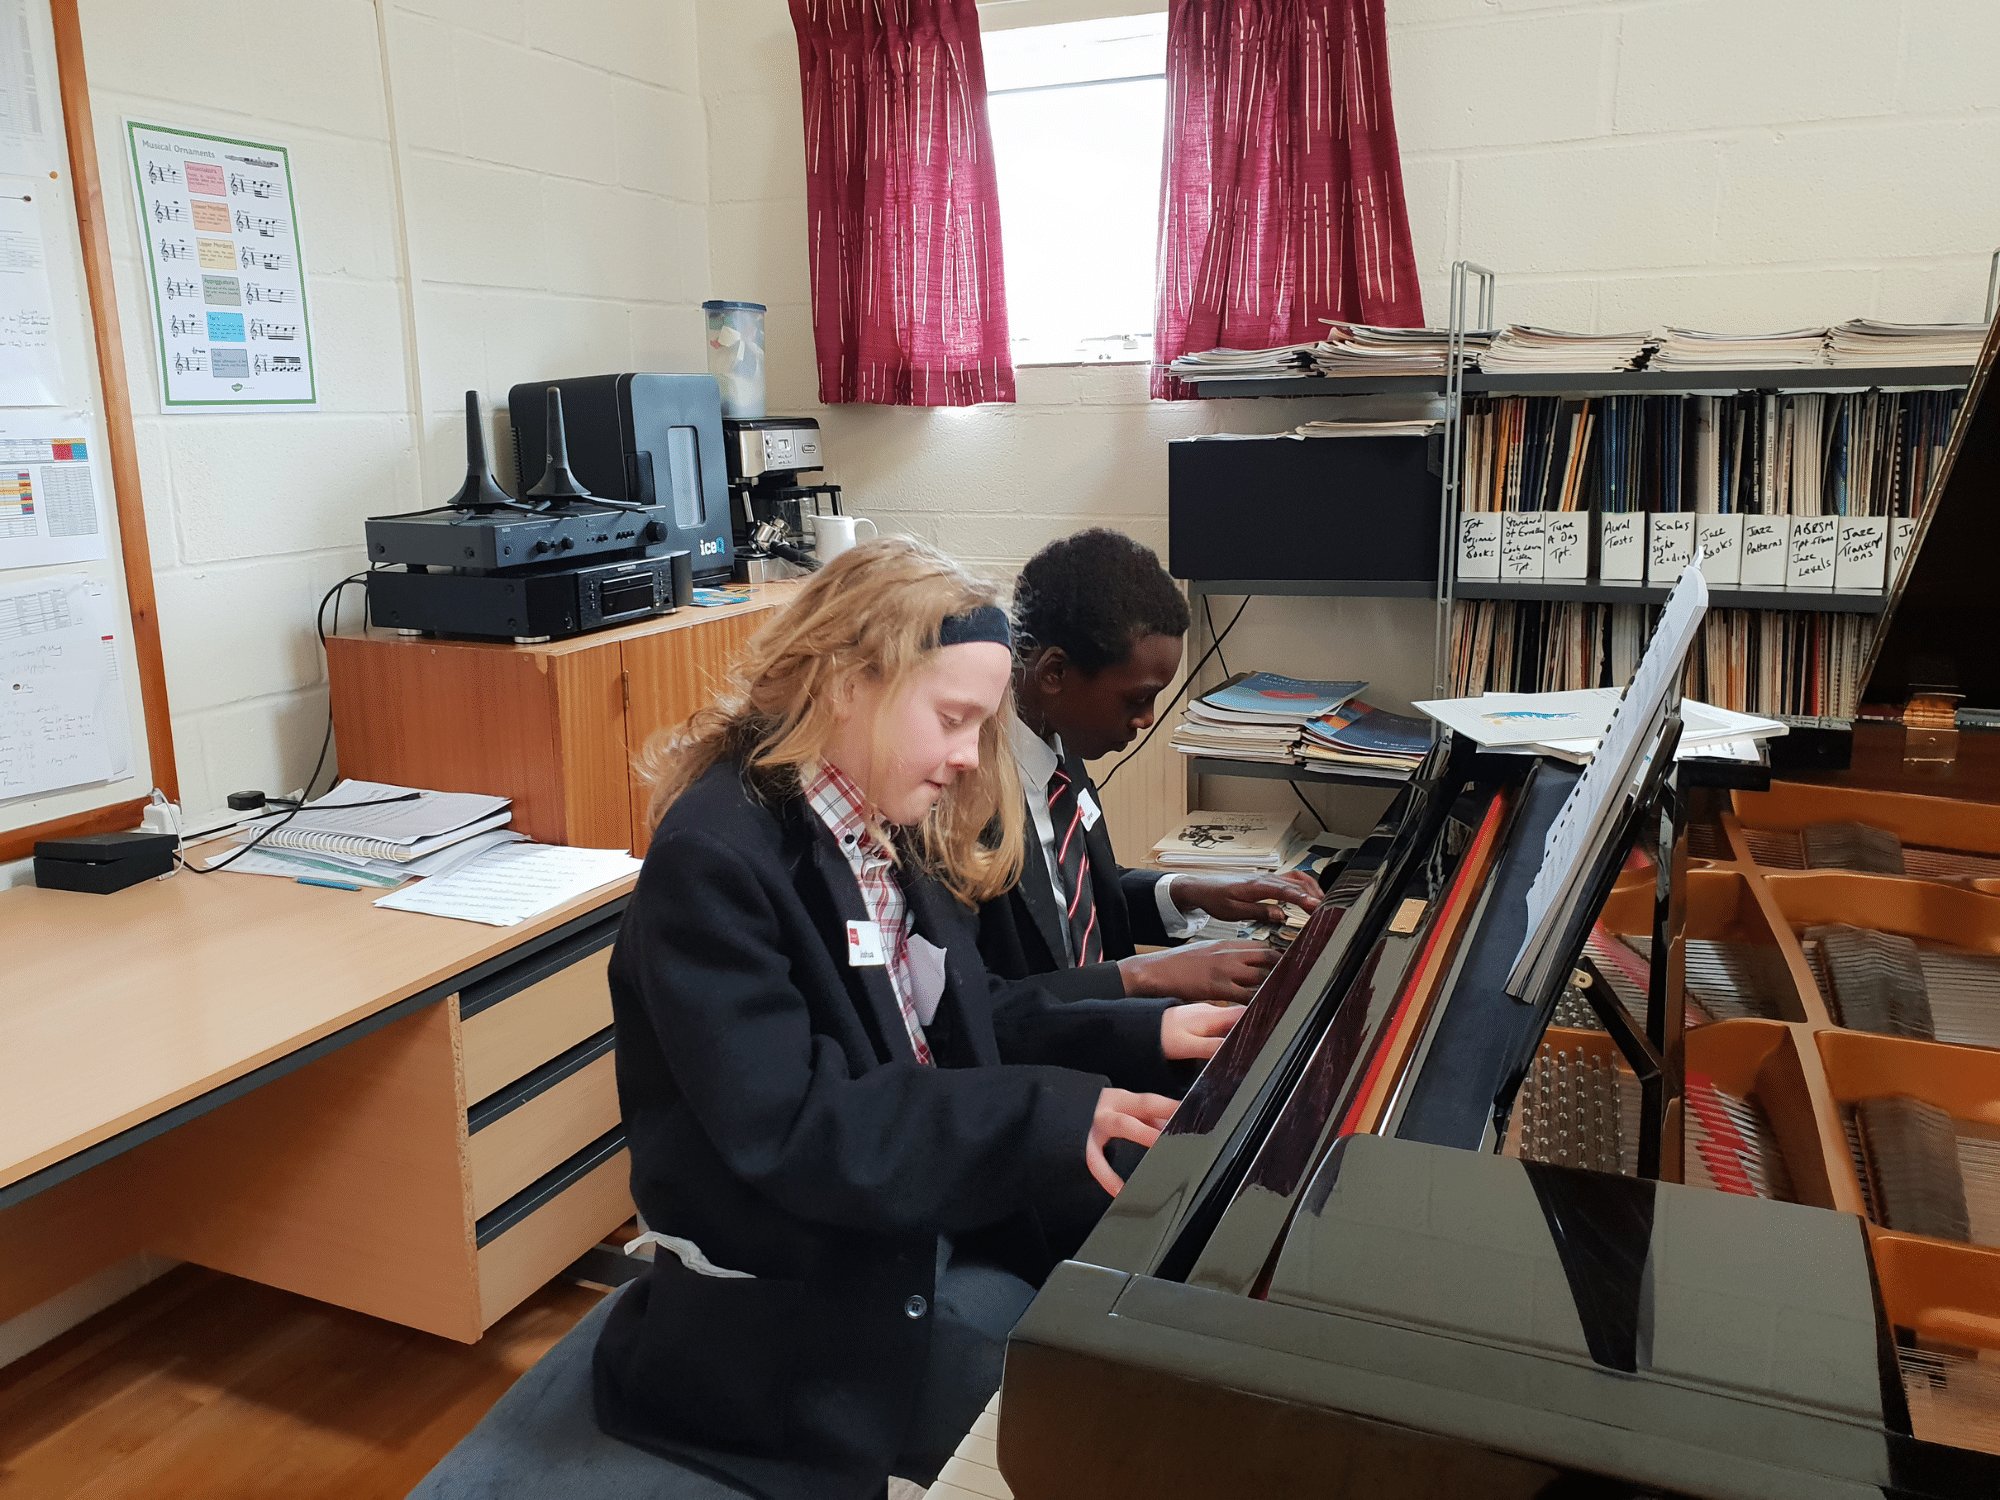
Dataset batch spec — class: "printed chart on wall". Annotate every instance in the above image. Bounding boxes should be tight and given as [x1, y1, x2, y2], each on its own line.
[0, 572, 131, 801]
[0, 410, 105, 568]
[126, 119, 316, 412]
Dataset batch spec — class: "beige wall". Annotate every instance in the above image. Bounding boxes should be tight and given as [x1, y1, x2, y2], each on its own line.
[74, 0, 712, 821]
[44, 0, 2000, 839]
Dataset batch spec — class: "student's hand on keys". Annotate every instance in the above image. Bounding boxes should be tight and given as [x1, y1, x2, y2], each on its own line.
[1173, 870, 1324, 923]
[1119, 939, 1275, 1003]
[1161, 1001, 1245, 1061]
[1087, 1088, 1178, 1196]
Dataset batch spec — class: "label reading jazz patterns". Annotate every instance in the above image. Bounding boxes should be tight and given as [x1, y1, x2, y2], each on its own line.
[126, 121, 315, 411]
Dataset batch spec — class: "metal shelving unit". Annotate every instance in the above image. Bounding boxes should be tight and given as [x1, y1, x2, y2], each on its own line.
[1453, 579, 1893, 615]
[1185, 756, 1411, 788]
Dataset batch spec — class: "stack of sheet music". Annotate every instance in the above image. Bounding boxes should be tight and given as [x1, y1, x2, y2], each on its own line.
[1171, 672, 1365, 764]
[1826, 319, 1990, 368]
[1411, 686, 1786, 764]
[1152, 810, 1311, 874]
[1295, 419, 1440, 439]
[1164, 344, 1319, 382]
[1312, 322, 1493, 375]
[1295, 700, 1430, 776]
[1479, 326, 1655, 373]
[1649, 326, 1831, 369]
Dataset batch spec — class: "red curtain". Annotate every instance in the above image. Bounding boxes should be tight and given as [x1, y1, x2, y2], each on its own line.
[1153, 0, 1423, 398]
[791, 0, 1014, 407]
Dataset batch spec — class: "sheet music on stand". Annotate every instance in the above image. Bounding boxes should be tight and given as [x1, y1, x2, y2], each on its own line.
[1506, 560, 1710, 997]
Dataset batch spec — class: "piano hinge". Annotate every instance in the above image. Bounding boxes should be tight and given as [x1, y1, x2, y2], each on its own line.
[1387, 897, 1428, 936]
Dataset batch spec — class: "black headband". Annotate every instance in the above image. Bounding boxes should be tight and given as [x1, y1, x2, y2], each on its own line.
[936, 605, 1012, 650]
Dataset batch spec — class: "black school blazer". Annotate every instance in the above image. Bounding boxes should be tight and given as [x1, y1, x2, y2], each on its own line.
[977, 750, 1171, 999]
[593, 760, 1178, 1500]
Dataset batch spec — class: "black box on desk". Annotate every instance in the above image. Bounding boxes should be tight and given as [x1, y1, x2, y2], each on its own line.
[34, 831, 176, 893]
[1167, 434, 1439, 587]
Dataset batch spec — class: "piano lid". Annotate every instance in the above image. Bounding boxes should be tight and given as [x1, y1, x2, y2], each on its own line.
[1864, 317, 2000, 711]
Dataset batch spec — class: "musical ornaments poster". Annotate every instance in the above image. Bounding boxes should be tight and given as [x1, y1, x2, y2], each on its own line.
[127, 120, 317, 412]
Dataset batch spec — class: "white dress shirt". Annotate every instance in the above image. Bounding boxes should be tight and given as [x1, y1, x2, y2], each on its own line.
[1007, 712, 1208, 964]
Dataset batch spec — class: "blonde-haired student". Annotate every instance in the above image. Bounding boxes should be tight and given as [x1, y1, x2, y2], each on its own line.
[594, 538, 1238, 1500]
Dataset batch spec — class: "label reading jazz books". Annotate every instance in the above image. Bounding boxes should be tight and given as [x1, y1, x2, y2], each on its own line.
[1696, 514, 1743, 586]
[1740, 515, 1790, 588]
[1500, 512, 1545, 581]
[1646, 514, 1695, 583]
[1598, 513, 1644, 580]
[1787, 516, 1839, 588]
[1543, 513, 1587, 579]
[1834, 516, 1887, 591]
[127, 120, 316, 411]
[1456, 512, 1500, 580]
[1890, 517, 1919, 582]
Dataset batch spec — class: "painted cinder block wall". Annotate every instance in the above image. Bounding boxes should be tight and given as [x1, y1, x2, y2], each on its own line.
[76, 0, 714, 821]
[60, 0, 2000, 831]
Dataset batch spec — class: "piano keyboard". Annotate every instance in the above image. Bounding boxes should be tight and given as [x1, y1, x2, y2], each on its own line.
[925, 1395, 1010, 1500]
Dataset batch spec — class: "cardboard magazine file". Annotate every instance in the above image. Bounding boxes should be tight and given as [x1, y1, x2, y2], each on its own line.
[1834, 516, 1888, 590]
[1786, 515, 1839, 588]
[1598, 512, 1644, 580]
[1499, 512, 1545, 581]
[1695, 514, 1744, 586]
[1457, 512, 1500, 580]
[1646, 513, 1695, 584]
[1542, 512, 1588, 580]
[1740, 515, 1791, 588]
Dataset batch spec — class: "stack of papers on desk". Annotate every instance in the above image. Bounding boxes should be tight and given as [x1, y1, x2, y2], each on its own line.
[234, 780, 512, 861]
[374, 843, 642, 927]
[207, 828, 525, 886]
[1479, 326, 1655, 373]
[1826, 318, 1989, 368]
[1171, 672, 1366, 764]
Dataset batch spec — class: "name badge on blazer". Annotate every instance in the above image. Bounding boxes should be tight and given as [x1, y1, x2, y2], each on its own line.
[1077, 789, 1102, 831]
[846, 920, 886, 966]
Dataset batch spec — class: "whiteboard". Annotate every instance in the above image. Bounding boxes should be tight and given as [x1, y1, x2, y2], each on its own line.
[0, 0, 164, 846]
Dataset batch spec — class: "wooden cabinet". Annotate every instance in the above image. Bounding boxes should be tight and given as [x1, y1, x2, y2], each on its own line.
[325, 582, 800, 855]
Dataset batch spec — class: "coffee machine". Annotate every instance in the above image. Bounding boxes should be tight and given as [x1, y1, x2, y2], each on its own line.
[721, 417, 843, 581]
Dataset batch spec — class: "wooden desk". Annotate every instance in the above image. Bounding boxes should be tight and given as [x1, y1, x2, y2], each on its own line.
[326, 581, 802, 856]
[0, 867, 638, 1343]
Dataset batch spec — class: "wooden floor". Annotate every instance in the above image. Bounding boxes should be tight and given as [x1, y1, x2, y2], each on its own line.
[0, 1264, 605, 1499]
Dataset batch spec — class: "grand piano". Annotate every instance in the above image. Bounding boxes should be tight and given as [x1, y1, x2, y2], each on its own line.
[995, 323, 2000, 1499]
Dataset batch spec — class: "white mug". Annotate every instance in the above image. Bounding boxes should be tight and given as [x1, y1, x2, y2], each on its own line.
[815, 514, 877, 564]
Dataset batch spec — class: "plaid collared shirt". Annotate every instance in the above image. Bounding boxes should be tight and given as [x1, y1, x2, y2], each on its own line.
[804, 762, 932, 1066]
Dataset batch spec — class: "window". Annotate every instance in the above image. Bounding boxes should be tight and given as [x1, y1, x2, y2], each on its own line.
[984, 13, 1167, 367]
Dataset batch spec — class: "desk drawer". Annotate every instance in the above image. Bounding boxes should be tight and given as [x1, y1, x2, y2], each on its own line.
[468, 1042, 621, 1218]
[461, 944, 614, 1105]
[477, 1133, 632, 1328]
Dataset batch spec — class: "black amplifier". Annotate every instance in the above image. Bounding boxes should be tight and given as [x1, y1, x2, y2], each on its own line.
[366, 550, 693, 642]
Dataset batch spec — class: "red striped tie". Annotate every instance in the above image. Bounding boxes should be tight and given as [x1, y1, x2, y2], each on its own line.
[1047, 766, 1099, 966]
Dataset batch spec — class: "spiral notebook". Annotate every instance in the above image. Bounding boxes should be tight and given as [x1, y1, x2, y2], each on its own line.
[234, 779, 513, 863]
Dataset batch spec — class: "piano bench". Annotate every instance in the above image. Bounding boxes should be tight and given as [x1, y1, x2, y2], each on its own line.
[407, 1284, 741, 1500]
